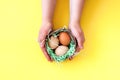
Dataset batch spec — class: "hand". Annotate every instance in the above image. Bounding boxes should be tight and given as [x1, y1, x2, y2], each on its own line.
[38, 22, 53, 61]
[69, 23, 85, 53]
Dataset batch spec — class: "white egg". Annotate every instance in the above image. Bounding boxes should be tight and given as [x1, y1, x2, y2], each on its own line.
[48, 36, 59, 49]
[55, 46, 68, 56]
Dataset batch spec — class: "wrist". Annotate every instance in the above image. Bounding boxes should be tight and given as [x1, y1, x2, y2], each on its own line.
[69, 21, 80, 27]
[42, 17, 53, 24]
[42, 20, 53, 26]
[69, 19, 80, 26]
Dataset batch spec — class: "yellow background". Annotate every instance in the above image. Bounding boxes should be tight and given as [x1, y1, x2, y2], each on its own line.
[0, 0, 120, 80]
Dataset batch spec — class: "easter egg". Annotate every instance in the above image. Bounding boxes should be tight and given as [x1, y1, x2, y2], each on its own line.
[48, 36, 59, 49]
[59, 32, 70, 46]
[55, 45, 68, 56]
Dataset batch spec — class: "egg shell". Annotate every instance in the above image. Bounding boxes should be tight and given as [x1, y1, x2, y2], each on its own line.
[55, 45, 69, 56]
[59, 32, 71, 46]
[48, 36, 59, 49]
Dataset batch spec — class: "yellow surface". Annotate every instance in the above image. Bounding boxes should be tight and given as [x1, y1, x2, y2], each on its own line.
[0, 0, 120, 80]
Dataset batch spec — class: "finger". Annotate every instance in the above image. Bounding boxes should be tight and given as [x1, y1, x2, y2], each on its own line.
[76, 46, 81, 52]
[38, 31, 47, 42]
[69, 46, 80, 60]
[81, 32, 85, 43]
[39, 43, 52, 61]
[38, 29, 42, 42]
[39, 39, 45, 48]
[69, 56, 73, 60]
[77, 36, 84, 49]
[38, 28, 52, 42]
[71, 30, 83, 49]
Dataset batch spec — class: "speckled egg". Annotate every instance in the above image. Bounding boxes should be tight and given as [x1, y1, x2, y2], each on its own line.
[55, 45, 68, 56]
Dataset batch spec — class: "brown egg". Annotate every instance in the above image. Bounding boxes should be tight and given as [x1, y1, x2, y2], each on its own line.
[59, 32, 71, 46]
[55, 46, 68, 56]
[48, 36, 59, 49]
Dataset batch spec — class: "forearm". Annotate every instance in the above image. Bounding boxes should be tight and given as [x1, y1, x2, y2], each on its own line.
[70, 0, 84, 24]
[42, 0, 56, 23]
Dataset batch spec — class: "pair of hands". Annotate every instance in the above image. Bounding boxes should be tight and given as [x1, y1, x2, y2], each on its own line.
[38, 22, 85, 61]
